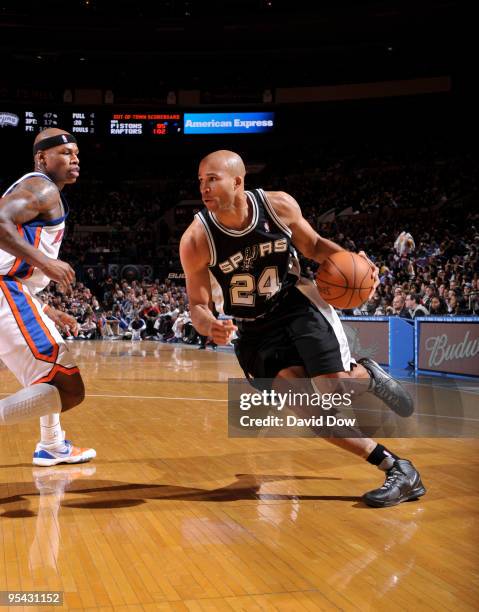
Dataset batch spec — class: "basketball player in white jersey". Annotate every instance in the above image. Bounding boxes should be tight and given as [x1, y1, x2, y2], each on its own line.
[180, 150, 426, 507]
[0, 128, 95, 466]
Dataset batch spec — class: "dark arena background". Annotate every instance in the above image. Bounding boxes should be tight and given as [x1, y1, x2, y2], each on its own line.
[1, 1, 478, 611]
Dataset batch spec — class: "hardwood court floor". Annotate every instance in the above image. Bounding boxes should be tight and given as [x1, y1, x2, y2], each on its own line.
[1, 340, 478, 611]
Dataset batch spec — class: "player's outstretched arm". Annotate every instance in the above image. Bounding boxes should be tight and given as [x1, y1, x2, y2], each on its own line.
[180, 222, 236, 345]
[0, 178, 75, 287]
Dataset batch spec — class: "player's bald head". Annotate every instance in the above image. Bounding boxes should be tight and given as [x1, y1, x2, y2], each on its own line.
[199, 150, 246, 178]
[33, 127, 73, 147]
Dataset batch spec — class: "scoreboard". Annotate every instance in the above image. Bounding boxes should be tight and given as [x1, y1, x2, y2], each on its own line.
[24, 110, 61, 132]
[70, 111, 96, 134]
[0, 110, 97, 134]
[0, 109, 275, 137]
[109, 113, 182, 136]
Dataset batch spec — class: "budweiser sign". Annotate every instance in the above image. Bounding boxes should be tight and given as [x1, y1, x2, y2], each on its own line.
[418, 322, 479, 376]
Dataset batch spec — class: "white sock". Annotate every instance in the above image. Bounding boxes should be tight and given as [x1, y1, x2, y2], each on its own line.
[0, 384, 62, 425]
[40, 413, 64, 447]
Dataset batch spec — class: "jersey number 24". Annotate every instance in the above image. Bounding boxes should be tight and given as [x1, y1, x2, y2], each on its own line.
[229, 266, 280, 306]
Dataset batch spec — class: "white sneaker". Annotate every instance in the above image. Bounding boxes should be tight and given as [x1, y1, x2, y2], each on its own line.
[33, 439, 96, 466]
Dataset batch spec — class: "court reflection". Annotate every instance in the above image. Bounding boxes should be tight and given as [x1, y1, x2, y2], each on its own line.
[29, 465, 96, 574]
[327, 509, 424, 597]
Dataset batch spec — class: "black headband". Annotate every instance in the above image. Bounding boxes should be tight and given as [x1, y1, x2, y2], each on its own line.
[33, 134, 77, 154]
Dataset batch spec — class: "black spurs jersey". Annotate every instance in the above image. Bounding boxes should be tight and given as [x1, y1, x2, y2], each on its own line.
[195, 188, 301, 320]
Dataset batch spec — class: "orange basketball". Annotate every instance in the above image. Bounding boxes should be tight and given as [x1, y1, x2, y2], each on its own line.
[315, 251, 374, 309]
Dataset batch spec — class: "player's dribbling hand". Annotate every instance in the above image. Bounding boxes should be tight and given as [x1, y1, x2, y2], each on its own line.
[210, 319, 237, 345]
[358, 250, 380, 300]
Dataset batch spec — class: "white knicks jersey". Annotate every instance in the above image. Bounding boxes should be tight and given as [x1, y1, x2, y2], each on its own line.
[0, 172, 68, 294]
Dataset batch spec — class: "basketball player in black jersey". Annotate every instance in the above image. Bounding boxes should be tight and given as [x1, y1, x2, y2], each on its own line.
[180, 150, 426, 508]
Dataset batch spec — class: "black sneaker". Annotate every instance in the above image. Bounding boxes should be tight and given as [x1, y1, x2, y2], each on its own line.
[363, 459, 426, 508]
[358, 357, 414, 417]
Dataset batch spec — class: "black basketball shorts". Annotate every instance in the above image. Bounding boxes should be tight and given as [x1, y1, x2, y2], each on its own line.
[234, 286, 352, 385]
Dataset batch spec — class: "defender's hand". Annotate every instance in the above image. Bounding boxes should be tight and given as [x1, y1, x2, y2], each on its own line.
[210, 319, 237, 345]
[45, 307, 79, 336]
[39, 257, 75, 292]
